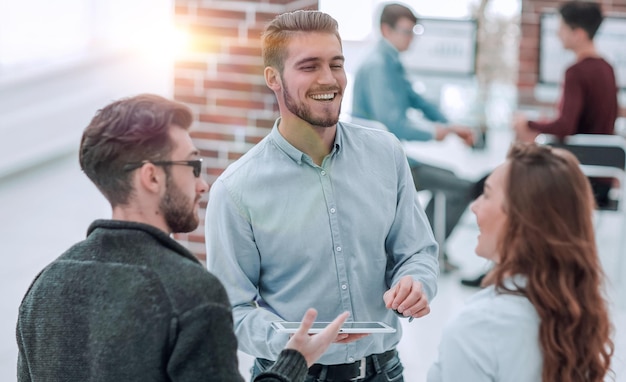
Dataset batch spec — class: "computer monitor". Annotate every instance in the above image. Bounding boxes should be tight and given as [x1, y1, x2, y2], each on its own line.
[539, 12, 626, 89]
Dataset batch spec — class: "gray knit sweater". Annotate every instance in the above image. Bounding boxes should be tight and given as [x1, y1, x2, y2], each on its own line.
[16, 219, 307, 382]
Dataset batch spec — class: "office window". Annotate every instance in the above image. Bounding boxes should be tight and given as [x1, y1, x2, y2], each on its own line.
[0, 0, 92, 70]
[0, 0, 173, 76]
[320, 0, 520, 41]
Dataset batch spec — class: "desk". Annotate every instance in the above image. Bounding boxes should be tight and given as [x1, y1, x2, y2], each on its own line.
[402, 128, 514, 182]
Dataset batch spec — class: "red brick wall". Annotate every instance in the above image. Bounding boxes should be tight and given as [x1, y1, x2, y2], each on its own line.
[173, 0, 319, 261]
[517, 0, 626, 107]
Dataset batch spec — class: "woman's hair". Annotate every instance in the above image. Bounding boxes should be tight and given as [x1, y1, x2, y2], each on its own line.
[261, 10, 341, 74]
[492, 142, 613, 382]
[79, 94, 193, 207]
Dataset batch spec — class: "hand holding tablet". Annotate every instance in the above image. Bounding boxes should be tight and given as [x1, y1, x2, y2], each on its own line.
[272, 321, 396, 334]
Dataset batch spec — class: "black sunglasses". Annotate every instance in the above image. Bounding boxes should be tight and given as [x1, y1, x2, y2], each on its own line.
[124, 159, 203, 177]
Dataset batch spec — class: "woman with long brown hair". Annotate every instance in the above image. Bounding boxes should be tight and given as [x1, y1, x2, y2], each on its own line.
[428, 142, 614, 381]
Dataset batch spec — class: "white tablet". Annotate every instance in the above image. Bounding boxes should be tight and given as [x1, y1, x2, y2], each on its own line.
[271, 321, 396, 334]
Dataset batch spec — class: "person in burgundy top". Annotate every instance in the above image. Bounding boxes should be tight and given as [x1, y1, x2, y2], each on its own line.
[457, 1, 621, 289]
[514, 0, 618, 142]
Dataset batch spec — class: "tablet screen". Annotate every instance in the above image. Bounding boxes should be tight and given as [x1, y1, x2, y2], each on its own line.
[271, 321, 396, 334]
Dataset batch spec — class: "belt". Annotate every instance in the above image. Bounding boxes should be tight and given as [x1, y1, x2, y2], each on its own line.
[308, 349, 396, 381]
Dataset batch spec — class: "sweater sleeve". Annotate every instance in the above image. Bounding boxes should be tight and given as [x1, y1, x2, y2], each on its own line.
[253, 349, 308, 382]
[528, 65, 584, 137]
[352, 57, 435, 142]
[167, 302, 245, 382]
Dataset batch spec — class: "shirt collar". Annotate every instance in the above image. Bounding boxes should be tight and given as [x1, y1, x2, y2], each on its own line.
[503, 274, 528, 290]
[269, 118, 342, 165]
[269, 118, 304, 163]
[468, 274, 529, 303]
[87, 219, 202, 265]
[379, 38, 400, 59]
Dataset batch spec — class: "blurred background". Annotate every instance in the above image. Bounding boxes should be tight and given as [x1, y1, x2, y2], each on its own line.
[1, 0, 624, 381]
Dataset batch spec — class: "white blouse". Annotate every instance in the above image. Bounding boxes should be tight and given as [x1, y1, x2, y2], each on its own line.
[428, 277, 543, 382]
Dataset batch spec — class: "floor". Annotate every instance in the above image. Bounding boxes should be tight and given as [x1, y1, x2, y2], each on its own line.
[1, 153, 624, 381]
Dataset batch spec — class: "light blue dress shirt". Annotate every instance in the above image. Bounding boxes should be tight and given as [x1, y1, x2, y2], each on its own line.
[205, 120, 439, 365]
[427, 276, 542, 381]
[352, 39, 448, 144]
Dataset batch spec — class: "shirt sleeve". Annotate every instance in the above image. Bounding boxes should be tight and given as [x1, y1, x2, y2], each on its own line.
[385, 139, 439, 301]
[407, 89, 448, 123]
[528, 66, 584, 137]
[353, 60, 435, 142]
[205, 179, 290, 360]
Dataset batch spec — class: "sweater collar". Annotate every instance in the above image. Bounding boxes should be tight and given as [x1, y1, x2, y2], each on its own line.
[87, 219, 202, 265]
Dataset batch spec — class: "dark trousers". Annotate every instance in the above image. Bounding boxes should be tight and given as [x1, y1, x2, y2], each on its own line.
[250, 351, 404, 382]
[411, 163, 477, 239]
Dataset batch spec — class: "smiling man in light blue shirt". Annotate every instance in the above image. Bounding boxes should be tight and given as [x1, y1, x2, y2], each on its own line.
[206, 9, 438, 382]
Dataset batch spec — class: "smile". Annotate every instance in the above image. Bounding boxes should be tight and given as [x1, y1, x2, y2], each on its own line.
[310, 93, 337, 101]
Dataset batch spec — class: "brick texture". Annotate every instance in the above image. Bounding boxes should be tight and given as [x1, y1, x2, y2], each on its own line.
[517, 0, 624, 108]
[173, 0, 319, 259]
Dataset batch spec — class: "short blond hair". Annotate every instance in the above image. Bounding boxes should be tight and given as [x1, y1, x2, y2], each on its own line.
[262, 10, 341, 73]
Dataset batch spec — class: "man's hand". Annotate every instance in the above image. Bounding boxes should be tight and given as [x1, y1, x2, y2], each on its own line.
[284, 309, 350, 367]
[512, 113, 539, 143]
[435, 125, 475, 146]
[434, 126, 450, 141]
[383, 276, 430, 319]
[450, 125, 475, 146]
[332, 333, 369, 344]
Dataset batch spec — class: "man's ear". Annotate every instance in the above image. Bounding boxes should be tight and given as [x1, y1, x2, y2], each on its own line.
[574, 27, 591, 42]
[265, 66, 282, 92]
[138, 163, 164, 195]
[380, 23, 393, 38]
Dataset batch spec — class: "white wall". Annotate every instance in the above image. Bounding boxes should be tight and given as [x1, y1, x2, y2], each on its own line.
[0, 0, 174, 179]
[0, 51, 172, 178]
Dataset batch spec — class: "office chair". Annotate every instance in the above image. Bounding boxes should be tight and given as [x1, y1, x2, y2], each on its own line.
[536, 134, 626, 212]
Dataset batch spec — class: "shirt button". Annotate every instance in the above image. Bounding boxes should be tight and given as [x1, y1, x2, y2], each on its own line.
[348, 357, 354, 362]
[320, 170, 326, 176]
[336, 246, 342, 252]
[341, 284, 347, 290]
[330, 208, 336, 214]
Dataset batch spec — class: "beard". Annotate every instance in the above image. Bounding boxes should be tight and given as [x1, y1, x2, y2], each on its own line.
[159, 175, 199, 233]
[282, 81, 341, 128]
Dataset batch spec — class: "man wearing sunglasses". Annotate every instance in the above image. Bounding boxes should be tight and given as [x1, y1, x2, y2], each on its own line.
[16, 94, 348, 381]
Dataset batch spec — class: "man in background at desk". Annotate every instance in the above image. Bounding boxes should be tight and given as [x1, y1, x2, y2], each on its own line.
[352, 2, 476, 272]
[513, 0, 618, 206]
